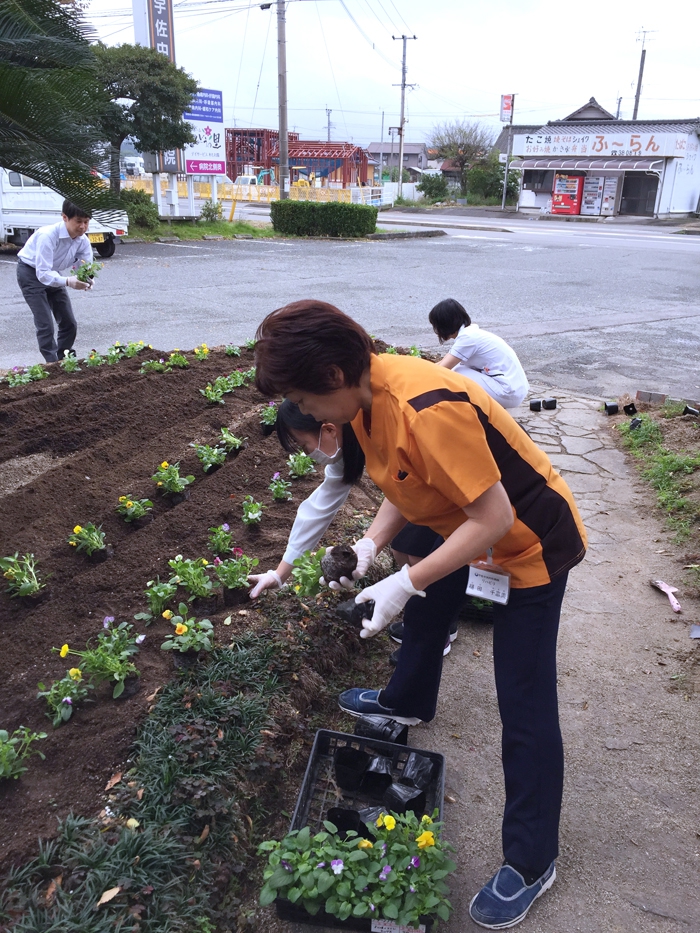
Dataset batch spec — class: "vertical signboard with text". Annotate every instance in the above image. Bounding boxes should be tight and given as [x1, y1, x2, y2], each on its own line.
[183, 90, 226, 175]
[500, 94, 514, 123]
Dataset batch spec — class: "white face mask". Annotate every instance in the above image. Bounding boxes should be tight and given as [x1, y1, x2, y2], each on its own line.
[309, 427, 342, 466]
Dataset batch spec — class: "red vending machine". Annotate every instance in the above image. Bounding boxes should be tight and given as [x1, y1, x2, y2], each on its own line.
[551, 174, 584, 214]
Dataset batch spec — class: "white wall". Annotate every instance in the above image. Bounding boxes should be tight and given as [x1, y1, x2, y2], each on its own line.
[382, 182, 423, 201]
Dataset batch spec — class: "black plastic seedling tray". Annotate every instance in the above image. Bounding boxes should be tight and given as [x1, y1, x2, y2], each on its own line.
[276, 729, 444, 931]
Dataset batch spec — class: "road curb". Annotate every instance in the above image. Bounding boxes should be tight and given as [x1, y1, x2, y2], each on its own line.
[378, 218, 513, 234]
[366, 230, 447, 240]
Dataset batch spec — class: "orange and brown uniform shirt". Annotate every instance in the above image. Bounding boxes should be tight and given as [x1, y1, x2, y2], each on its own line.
[351, 354, 587, 589]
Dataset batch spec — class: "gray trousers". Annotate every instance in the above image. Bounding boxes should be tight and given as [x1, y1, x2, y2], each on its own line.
[17, 259, 77, 362]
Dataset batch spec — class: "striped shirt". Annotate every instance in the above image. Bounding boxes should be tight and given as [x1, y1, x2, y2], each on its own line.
[351, 354, 586, 588]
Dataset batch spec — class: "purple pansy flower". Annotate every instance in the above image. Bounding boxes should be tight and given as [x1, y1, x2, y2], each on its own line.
[62, 697, 72, 705]
[410, 856, 420, 869]
[379, 864, 392, 881]
[316, 862, 326, 869]
[222, 523, 230, 532]
[103, 616, 115, 628]
[273, 472, 280, 480]
[331, 859, 344, 875]
[281, 859, 293, 872]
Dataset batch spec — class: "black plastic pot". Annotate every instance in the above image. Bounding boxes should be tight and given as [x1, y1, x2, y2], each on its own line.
[128, 513, 154, 531]
[115, 675, 141, 700]
[623, 402, 637, 416]
[604, 402, 619, 416]
[542, 398, 557, 410]
[223, 586, 247, 607]
[326, 807, 375, 841]
[172, 649, 203, 670]
[529, 399, 542, 412]
[192, 595, 218, 615]
[334, 746, 371, 792]
[168, 488, 191, 506]
[261, 423, 276, 436]
[337, 597, 375, 627]
[21, 588, 51, 609]
[354, 715, 408, 745]
[89, 544, 114, 563]
[399, 752, 435, 790]
[361, 755, 393, 799]
[683, 405, 699, 417]
[629, 417, 643, 430]
[383, 782, 426, 816]
[357, 805, 386, 825]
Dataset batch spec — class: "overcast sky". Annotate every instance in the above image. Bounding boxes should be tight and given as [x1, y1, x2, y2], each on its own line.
[87, 0, 700, 147]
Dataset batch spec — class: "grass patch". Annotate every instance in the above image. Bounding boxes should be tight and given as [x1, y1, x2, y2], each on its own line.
[618, 413, 700, 541]
[124, 219, 274, 242]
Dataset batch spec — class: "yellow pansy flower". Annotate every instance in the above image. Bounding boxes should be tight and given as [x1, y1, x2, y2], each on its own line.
[69, 668, 82, 681]
[162, 610, 173, 620]
[118, 496, 127, 503]
[69, 541, 77, 546]
[383, 815, 396, 831]
[60, 644, 69, 658]
[375, 814, 384, 828]
[421, 814, 433, 825]
[138, 340, 144, 345]
[160, 461, 169, 469]
[416, 830, 435, 849]
[175, 623, 188, 636]
[357, 839, 373, 849]
[156, 481, 163, 487]
[201, 558, 208, 565]
[126, 501, 134, 508]
[73, 525, 82, 534]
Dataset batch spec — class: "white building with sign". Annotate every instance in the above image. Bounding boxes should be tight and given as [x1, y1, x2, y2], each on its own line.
[508, 98, 700, 219]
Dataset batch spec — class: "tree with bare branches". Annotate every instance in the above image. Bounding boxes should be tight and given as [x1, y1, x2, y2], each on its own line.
[428, 121, 496, 195]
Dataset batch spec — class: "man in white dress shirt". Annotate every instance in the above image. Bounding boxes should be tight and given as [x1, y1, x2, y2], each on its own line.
[16, 200, 94, 362]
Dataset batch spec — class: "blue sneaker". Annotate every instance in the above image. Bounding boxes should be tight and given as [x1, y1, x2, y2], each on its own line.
[469, 862, 556, 929]
[338, 688, 422, 726]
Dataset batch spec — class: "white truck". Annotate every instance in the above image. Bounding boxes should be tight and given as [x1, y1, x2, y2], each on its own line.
[0, 168, 128, 258]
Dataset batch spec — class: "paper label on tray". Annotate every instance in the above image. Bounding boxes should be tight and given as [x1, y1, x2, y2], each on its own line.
[371, 922, 426, 933]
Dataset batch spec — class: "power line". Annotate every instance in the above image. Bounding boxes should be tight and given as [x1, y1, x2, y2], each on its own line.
[337, 0, 400, 69]
[315, 0, 349, 139]
[232, 0, 251, 113]
[250, 8, 273, 125]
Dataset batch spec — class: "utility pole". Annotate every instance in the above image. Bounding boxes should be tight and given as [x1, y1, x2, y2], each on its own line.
[500, 94, 515, 211]
[392, 35, 416, 199]
[378, 110, 384, 184]
[616, 96, 622, 119]
[277, 0, 289, 199]
[326, 108, 332, 142]
[633, 28, 655, 120]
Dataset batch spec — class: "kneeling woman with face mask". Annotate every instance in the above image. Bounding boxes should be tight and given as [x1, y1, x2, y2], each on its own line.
[248, 399, 370, 597]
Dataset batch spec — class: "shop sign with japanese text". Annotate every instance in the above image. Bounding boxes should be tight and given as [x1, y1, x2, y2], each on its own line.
[513, 132, 688, 158]
[147, 0, 175, 62]
[184, 89, 225, 174]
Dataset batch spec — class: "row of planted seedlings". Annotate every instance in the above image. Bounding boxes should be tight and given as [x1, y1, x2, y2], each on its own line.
[1, 336, 252, 386]
[0, 401, 329, 779]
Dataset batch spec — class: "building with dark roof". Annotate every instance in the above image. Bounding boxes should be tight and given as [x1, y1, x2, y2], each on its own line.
[507, 100, 700, 218]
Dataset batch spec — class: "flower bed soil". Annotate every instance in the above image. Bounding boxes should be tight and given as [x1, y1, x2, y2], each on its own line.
[0, 347, 380, 873]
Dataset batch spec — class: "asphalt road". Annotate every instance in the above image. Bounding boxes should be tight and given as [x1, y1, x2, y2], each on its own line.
[2, 213, 699, 401]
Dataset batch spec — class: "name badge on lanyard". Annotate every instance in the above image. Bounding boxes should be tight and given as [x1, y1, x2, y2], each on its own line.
[466, 548, 511, 605]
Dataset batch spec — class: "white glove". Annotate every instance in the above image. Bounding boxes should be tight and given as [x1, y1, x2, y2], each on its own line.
[66, 277, 91, 291]
[248, 570, 284, 598]
[321, 538, 377, 591]
[355, 564, 425, 639]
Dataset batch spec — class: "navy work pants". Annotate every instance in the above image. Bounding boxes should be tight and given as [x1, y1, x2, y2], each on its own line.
[17, 259, 76, 362]
[381, 529, 568, 876]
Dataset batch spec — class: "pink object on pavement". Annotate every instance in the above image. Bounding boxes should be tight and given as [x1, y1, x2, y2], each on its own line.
[649, 579, 682, 613]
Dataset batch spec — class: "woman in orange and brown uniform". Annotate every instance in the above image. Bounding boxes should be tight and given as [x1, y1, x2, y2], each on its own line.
[254, 300, 587, 930]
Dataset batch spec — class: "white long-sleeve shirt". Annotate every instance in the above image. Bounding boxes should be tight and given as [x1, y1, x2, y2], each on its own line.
[18, 221, 93, 287]
[282, 459, 352, 565]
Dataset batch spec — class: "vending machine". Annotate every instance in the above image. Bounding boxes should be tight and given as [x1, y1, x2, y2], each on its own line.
[551, 174, 584, 214]
[580, 176, 604, 215]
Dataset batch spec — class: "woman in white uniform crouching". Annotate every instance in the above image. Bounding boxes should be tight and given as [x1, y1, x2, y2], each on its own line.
[430, 298, 529, 408]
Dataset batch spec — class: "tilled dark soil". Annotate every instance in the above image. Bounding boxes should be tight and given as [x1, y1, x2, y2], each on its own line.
[0, 348, 372, 871]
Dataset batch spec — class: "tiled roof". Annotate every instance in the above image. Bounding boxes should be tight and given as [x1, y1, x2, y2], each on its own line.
[543, 119, 700, 134]
[494, 125, 543, 151]
[367, 142, 427, 153]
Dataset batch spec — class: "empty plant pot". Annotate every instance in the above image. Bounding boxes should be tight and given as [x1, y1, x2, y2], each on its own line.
[629, 417, 643, 430]
[604, 402, 619, 416]
[361, 755, 394, 799]
[623, 402, 637, 416]
[529, 399, 542, 412]
[683, 406, 699, 416]
[399, 752, 435, 791]
[327, 807, 375, 841]
[383, 782, 426, 817]
[334, 746, 371, 792]
[168, 489, 191, 506]
[358, 805, 387, 825]
[354, 715, 408, 746]
[89, 545, 114, 564]
[337, 597, 375, 628]
[542, 398, 557, 410]
[223, 587, 247, 608]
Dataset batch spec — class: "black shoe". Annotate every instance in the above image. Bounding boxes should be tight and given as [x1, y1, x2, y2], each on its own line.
[388, 619, 458, 645]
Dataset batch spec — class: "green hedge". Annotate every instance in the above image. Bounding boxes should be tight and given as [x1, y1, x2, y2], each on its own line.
[119, 187, 160, 230]
[270, 200, 378, 237]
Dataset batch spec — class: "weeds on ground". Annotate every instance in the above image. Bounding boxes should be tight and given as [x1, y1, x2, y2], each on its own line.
[618, 413, 700, 541]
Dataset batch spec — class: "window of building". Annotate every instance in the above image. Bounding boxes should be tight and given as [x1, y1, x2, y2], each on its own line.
[522, 170, 554, 192]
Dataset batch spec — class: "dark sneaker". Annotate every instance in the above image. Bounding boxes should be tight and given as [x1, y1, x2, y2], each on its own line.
[388, 620, 458, 645]
[389, 635, 452, 666]
[338, 688, 421, 726]
[469, 862, 556, 929]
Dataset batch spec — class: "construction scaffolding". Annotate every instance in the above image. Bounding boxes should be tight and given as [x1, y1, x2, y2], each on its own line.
[225, 129, 370, 187]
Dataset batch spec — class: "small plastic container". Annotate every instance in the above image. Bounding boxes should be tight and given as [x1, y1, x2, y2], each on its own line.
[542, 398, 557, 410]
[623, 402, 637, 416]
[529, 399, 542, 412]
[604, 402, 619, 416]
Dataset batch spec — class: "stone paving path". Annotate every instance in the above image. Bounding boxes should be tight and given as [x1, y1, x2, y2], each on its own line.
[284, 387, 700, 933]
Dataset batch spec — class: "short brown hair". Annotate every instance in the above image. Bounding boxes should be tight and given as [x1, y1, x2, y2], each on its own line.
[255, 300, 374, 396]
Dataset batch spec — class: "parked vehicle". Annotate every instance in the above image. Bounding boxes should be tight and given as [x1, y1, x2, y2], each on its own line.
[0, 169, 128, 258]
